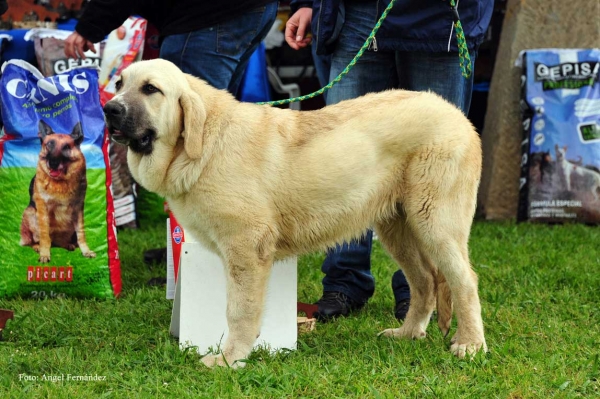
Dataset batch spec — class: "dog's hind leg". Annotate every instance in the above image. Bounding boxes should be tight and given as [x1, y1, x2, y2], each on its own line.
[435, 272, 453, 338]
[403, 163, 485, 357]
[376, 211, 437, 340]
[408, 215, 486, 358]
[19, 206, 37, 247]
[201, 231, 276, 369]
[379, 143, 486, 357]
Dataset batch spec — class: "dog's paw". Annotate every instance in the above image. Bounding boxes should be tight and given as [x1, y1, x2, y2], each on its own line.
[450, 340, 488, 359]
[83, 251, 96, 258]
[38, 254, 51, 263]
[378, 325, 426, 340]
[450, 331, 460, 344]
[32, 245, 40, 253]
[201, 353, 245, 369]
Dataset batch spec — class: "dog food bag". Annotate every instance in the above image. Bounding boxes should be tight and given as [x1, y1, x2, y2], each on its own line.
[0, 60, 121, 299]
[517, 48, 600, 223]
[99, 16, 147, 228]
[25, 28, 105, 77]
[98, 16, 146, 104]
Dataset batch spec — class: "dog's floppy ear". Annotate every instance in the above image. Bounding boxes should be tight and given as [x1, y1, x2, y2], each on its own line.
[38, 120, 54, 140]
[70, 122, 84, 146]
[179, 89, 207, 160]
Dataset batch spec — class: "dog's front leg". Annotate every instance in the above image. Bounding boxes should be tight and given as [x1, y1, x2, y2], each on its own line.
[75, 209, 96, 258]
[35, 200, 51, 263]
[201, 243, 274, 369]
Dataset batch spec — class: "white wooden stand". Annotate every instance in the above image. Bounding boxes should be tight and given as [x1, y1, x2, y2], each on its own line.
[170, 242, 298, 355]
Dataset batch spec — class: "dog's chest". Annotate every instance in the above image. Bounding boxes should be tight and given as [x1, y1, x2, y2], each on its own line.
[38, 175, 83, 199]
[43, 196, 75, 218]
[37, 179, 83, 218]
[167, 199, 221, 255]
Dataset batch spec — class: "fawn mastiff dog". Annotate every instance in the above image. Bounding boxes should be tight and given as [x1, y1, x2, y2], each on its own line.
[103, 59, 487, 368]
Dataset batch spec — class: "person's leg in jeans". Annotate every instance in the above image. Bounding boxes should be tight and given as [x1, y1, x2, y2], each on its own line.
[391, 50, 476, 311]
[159, 2, 278, 94]
[396, 51, 475, 113]
[315, 1, 398, 320]
[311, 44, 331, 89]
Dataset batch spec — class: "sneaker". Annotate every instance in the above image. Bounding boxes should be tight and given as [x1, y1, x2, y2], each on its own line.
[394, 299, 410, 321]
[313, 291, 365, 322]
[143, 247, 167, 265]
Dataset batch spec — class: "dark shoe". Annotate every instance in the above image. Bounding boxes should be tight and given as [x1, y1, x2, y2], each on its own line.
[146, 277, 167, 286]
[143, 247, 167, 265]
[313, 291, 365, 322]
[394, 299, 410, 321]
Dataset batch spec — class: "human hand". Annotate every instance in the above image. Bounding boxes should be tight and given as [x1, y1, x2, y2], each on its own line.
[64, 31, 97, 59]
[285, 7, 312, 50]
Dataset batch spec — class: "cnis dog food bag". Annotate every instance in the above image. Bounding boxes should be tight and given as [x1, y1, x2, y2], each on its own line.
[518, 48, 600, 223]
[0, 60, 121, 299]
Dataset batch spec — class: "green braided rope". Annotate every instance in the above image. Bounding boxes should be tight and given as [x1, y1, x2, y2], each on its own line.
[259, 0, 471, 106]
[449, 0, 472, 79]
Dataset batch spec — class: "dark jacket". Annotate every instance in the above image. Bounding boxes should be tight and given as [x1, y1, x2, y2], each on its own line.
[77, 0, 274, 43]
[291, 0, 494, 55]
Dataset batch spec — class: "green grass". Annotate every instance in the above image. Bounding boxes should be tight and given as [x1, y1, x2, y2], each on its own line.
[0, 219, 599, 398]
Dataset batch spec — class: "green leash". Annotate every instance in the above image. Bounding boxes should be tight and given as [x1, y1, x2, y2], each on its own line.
[449, 0, 472, 79]
[258, 0, 471, 107]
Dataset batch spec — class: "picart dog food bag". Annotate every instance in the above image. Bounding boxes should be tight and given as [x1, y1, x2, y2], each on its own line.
[518, 48, 600, 223]
[0, 60, 121, 299]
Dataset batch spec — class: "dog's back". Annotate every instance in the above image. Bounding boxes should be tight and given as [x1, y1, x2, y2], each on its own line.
[265, 90, 481, 258]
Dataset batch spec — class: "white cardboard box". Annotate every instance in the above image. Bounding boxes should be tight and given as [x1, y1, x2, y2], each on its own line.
[170, 242, 298, 355]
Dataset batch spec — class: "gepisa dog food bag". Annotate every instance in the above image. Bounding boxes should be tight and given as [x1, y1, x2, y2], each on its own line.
[0, 60, 121, 299]
[518, 48, 600, 223]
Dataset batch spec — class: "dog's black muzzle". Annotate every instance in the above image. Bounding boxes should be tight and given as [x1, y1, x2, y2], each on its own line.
[103, 102, 130, 145]
[103, 101, 155, 155]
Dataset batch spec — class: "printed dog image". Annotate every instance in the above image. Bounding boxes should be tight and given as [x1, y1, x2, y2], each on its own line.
[104, 59, 486, 368]
[529, 151, 553, 184]
[20, 120, 96, 263]
[555, 144, 600, 201]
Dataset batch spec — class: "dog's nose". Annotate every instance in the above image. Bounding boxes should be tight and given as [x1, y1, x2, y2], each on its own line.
[103, 102, 125, 119]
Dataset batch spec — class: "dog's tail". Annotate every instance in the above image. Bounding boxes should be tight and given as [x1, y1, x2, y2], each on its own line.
[436, 272, 453, 338]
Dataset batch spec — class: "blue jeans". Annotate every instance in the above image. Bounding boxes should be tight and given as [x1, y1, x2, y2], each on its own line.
[159, 2, 278, 95]
[321, 1, 475, 304]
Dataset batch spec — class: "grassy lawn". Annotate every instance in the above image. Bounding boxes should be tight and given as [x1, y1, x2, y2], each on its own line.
[1, 212, 599, 397]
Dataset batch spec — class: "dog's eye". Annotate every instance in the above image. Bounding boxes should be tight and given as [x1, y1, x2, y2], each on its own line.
[143, 84, 159, 94]
[115, 80, 122, 91]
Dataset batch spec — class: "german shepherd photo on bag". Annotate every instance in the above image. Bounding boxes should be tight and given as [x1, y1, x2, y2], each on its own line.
[19, 120, 96, 263]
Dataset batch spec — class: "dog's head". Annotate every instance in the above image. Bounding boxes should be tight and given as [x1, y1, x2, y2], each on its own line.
[38, 120, 84, 180]
[554, 144, 567, 162]
[103, 59, 206, 159]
